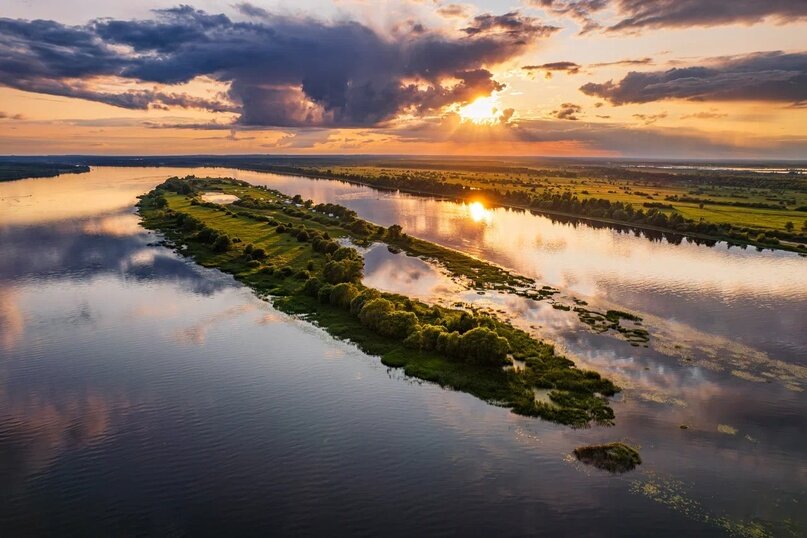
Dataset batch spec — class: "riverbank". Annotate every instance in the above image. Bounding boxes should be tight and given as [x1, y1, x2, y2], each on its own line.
[137, 176, 624, 427]
[0, 161, 90, 182]
[237, 164, 807, 254]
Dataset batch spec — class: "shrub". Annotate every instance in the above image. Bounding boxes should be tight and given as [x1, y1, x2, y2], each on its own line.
[403, 329, 422, 349]
[329, 283, 359, 309]
[419, 324, 447, 350]
[436, 330, 461, 356]
[323, 258, 364, 284]
[295, 270, 310, 280]
[303, 277, 322, 297]
[350, 288, 381, 316]
[318, 284, 334, 304]
[252, 248, 267, 259]
[212, 235, 232, 252]
[195, 227, 218, 243]
[350, 220, 372, 236]
[358, 299, 419, 339]
[278, 266, 293, 277]
[244, 244, 254, 254]
[457, 327, 510, 366]
[387, 224, 403, 240]
[332, 246, 360, 261]
[358, 298, 394, 331]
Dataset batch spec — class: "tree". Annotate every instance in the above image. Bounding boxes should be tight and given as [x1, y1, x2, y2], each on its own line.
[323, 258, 363, 284]
[785, 221, 795, 232]
[212, 235, 232, 252]
[358, 298, 395, 331]
[387, 224, 403, 240]
[329, 283, 359, 309]
[377, 310, 419, 339]
[457, 327, 510, 366]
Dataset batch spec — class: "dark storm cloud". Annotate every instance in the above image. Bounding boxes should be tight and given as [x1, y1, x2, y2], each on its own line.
[533, 1, 807, 32]
[0, 5, 549, 127]
[580, 51, 807, 105]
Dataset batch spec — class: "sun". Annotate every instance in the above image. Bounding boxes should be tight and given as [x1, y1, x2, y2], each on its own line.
[458, 96, 499, 124]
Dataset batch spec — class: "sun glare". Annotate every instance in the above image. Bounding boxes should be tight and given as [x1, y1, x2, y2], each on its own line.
[458, 96, 499, 124]
[468, 201, 491, 223]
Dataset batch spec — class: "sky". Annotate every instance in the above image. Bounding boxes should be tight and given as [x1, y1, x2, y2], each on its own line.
[1, 0, 805, 159]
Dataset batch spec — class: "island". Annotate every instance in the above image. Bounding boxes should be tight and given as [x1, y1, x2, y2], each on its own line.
[573, 442, 642, 473]
[137, 176, 622, 427]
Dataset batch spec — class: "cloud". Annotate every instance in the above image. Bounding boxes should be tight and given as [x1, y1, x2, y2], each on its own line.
[681, 111, 728, 120]
[0, 7, 551, 127]
[589, 57, 652, 68]
[580, 51, 807, 105]
[522, 61, 581, 78]
[386, 114, 806, 158]
[462, 11, 559, 40]
[606, 0, 807, 32]
[437, 4, 472, 18]
[233, 2, 270, 19]
[531, 1, 608, 32]
[632, 112, 667, 125]
[551, 102, 583, 120]
[533, 1, 807, 32]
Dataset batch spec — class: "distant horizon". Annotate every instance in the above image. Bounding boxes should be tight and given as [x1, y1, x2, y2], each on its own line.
[2, 154, 807, 166]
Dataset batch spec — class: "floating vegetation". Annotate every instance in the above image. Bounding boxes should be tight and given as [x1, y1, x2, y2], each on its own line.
[631, 472, 780, 538]
[718, 424, 738, 435]
[572, 306, 650, 345]
[572, 442, 642, 473]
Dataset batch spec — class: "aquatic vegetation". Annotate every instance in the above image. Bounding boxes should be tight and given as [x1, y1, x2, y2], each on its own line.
[573, 442, 642, 473]
[137, 176, 623, 427]
[718, 424, 738, 435]
[630, 472, 780, 538]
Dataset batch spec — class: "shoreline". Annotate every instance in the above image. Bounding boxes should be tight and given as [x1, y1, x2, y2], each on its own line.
[137, 176, 629, 428]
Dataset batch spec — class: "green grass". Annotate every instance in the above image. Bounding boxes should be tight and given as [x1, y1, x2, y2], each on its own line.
[137, 176, 623, 427]
[573, 442, 642, 473]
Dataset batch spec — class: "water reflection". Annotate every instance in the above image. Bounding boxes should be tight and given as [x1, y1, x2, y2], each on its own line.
[467, 200, 492, 224]
[360, 243, 463, 300]
[0, 167, 804, 536]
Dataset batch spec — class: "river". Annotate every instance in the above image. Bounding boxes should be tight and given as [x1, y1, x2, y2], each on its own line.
[1, 167, 804, 536]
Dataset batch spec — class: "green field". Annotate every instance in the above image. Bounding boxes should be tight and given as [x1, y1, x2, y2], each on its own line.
[277, 160, 807, 252]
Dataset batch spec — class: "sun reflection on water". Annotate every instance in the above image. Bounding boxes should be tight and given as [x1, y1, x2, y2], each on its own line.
[468, 201, 492, 223]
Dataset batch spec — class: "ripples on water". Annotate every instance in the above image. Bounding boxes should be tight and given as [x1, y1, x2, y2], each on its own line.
[0, 167, 804, 536]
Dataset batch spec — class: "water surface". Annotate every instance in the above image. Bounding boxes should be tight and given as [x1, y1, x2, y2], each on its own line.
[1, 167, 804, 536]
